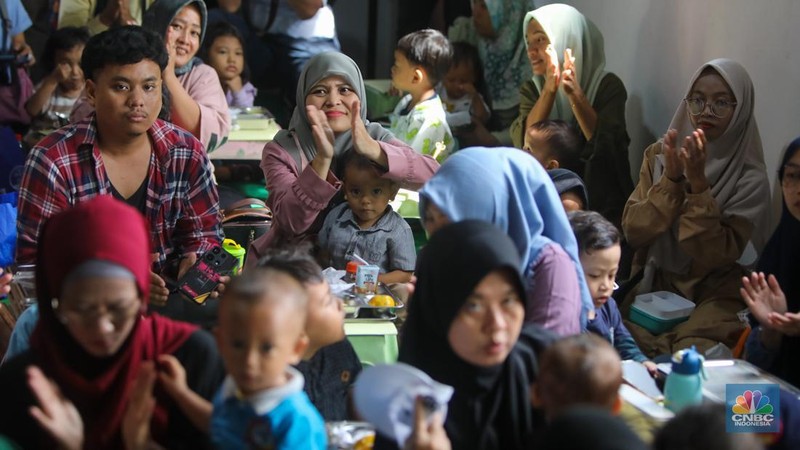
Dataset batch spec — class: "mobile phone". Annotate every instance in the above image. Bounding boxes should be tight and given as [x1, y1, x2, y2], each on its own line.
[175, 246, 236, 305]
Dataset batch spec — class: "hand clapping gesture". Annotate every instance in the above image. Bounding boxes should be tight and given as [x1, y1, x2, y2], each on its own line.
[661, 128, 708, 193]
[307, 104, 336, 161]
[348, 99, 382, 161]
[543, 44, 560, 94]
[308, 99, 383, 163]
[27, 366, 84, 450]
[122, 362, 157, 450]
[679, 129, 709, 193]
[662, 129, 685, 182]
[560, 48, 581, 99]
[164, 41, 178, 79]
[741, 272, 800, 336]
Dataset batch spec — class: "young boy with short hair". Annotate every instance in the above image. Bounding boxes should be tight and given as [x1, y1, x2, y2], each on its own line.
[256, 247, 362, 421]
[523, 119, 583, 173]
[390, 28, 454, 162]
[568, 210, 657, 375]
[156, 270, 327, 449]
[318, 151, 416, 285]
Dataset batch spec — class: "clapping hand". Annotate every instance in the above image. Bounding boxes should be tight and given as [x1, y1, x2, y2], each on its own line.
[164, 41, 177, 77]
[307, 104, 336, 161]
[560, 48, 581, 98]
[27, 366, 84, 450]
[348, 99, 382, 161]
[122, 362, 157, 450]
[741, 272, 788, 329]
[662, 129, 685, 182]
[679, 129, 709, 193]
[543, 44, 560, 94]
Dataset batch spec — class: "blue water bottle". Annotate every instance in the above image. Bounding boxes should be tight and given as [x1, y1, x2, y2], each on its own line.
[664, 346, 706, 413]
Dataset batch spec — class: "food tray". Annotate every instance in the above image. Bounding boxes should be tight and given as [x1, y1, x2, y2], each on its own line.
[342, 283, 403, 320]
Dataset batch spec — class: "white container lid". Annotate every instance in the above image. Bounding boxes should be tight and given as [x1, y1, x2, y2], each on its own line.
[633, 291, 696, 320]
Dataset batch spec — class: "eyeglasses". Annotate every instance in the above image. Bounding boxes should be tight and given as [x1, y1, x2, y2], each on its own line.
[52, 298, 141, 328]
[782, 168, 800, 188]
[684, 97, 737, 118]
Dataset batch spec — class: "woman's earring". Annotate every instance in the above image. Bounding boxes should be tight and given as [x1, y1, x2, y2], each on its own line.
[50, 298, 59, 310]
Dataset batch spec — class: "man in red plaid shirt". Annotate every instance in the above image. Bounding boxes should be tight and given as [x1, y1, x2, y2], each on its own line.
[16, 26, 222, 307]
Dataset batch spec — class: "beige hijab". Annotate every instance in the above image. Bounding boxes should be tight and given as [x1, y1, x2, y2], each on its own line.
[648, 58, 770, 275]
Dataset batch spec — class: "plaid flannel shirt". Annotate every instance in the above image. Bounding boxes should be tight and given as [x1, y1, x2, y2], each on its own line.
[16, 116, 222, 273]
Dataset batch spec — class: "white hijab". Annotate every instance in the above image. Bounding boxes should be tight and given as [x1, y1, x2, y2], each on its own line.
[648, 58, 770, 274]
[524, 4, 608, 123]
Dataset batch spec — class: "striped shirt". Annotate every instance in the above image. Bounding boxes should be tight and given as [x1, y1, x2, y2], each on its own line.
[16, 115, 222, 273]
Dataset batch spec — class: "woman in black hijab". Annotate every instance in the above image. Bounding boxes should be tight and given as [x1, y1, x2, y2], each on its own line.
[743, 137, 800, 387]
[398, 220, 553, 450]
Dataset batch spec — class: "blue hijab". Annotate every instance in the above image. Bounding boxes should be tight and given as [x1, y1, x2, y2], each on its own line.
[419, 147, 592, 328]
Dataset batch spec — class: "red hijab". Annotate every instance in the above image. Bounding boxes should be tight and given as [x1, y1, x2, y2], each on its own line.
[29, 196, 197, 449]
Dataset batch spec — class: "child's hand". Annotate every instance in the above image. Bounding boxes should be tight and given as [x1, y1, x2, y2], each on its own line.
[460, 81, 477, 96]
[156, 354, 188, 399]
[51, 63, 72, 84]
[226, 76, 243, 94]
[643, 361, 659, 378]
[123, 362, 156, 450]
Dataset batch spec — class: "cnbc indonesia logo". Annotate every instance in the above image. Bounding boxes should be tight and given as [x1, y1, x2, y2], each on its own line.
[730, 389, 775, 428]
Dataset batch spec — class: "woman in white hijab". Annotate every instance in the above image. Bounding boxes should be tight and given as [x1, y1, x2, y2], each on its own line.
[510, 3, 633, 231]
[622, 59, 770, 356]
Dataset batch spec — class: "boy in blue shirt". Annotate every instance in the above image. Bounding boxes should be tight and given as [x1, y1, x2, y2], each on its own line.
[155, 269, 327, 449]
[568, 210, 658, 376]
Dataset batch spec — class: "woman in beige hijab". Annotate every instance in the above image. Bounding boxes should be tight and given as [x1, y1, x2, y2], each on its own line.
[622, 59, 770, 356]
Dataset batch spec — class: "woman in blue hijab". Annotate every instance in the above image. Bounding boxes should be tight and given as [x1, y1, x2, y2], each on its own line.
[420, 147, 592, 335]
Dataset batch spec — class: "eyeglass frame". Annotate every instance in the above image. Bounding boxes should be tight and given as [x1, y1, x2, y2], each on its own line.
[683, 97, 738, 119]
[781, 163, 800, 188]
[51, 297, 142, 328]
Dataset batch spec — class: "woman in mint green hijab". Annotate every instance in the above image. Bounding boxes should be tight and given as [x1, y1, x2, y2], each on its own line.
[509, 4, 633, 231]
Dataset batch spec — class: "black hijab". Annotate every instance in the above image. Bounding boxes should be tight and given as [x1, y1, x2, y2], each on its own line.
[759, 137, 800, 387]
[399, 220, 552, 450]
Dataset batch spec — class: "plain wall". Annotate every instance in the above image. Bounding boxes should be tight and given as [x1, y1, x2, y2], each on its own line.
[333, 0, 398, 79]
[543, 0, 800, 186]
